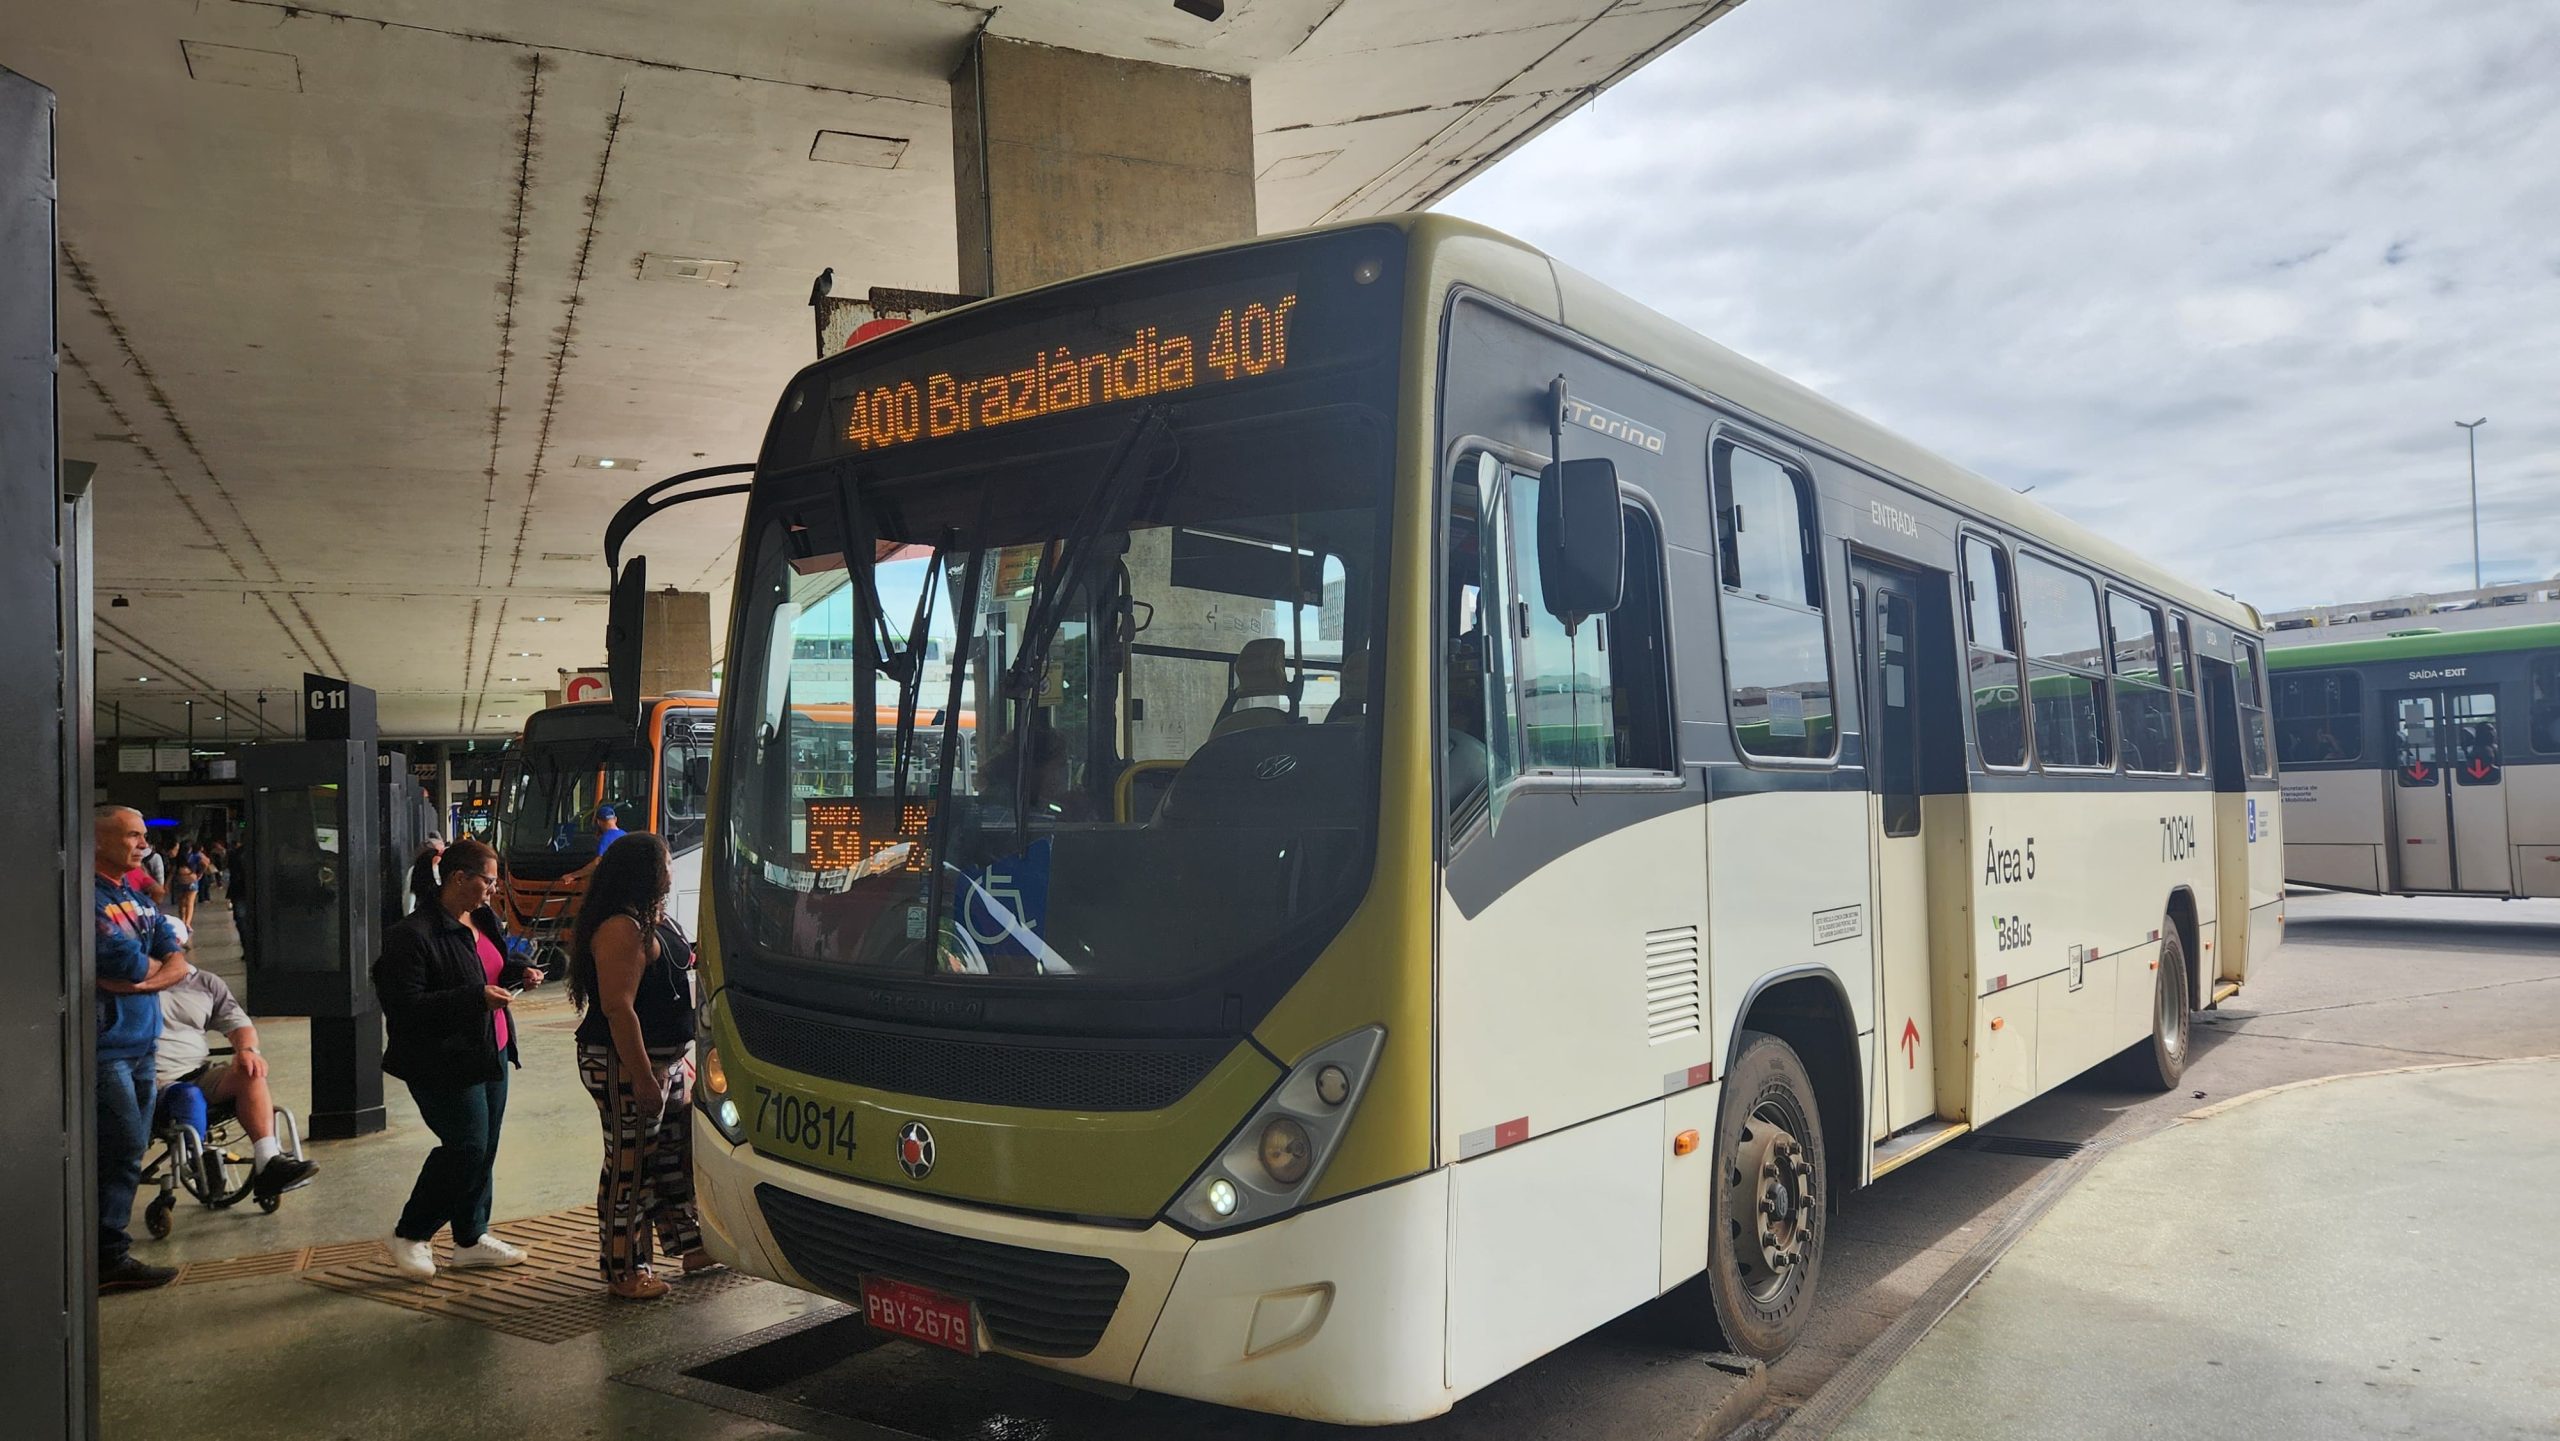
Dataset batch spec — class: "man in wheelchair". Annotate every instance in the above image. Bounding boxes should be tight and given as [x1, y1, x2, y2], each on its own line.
[155, 964, 319, 1205]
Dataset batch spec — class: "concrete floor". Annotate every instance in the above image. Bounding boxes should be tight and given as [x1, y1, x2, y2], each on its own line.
[1834, 1057, 2560, 1440]
[99, 890, 2560, 1440]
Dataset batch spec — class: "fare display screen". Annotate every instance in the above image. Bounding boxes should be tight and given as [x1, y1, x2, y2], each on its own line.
[806, 796, 934, 874]
[826, 278, 1303, 456]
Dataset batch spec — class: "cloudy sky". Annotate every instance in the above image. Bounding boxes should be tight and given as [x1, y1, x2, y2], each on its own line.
[1442, 0, 2560, 611]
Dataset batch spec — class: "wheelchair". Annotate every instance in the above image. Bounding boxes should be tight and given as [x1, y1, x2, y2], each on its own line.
[139, 1047, 308, 1238]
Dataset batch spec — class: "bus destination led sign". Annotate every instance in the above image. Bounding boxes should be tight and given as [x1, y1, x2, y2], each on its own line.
[836, 290, 1300, 454]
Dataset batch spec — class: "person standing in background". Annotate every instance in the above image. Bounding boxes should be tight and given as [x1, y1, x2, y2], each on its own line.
[408, 833, 446, 916]
[229, 826, 254, 956]
[170, 839, 201, 929]
[93, 806, 192, 1292]
[373, 837, 545, 1280]
[137, 832, 170, 906]
[592, 804, 626, 857]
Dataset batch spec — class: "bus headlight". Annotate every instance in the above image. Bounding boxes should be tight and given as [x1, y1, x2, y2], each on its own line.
[695, 1038, 746, 1143]
[1258, 1117, 1312, 1186]
[1173, 1026, 1384, 1235]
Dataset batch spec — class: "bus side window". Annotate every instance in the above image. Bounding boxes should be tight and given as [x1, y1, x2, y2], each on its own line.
[2172, 615, 2207, 774]
[1713, 440, 1834, 760]
[2015, 552, 2111, 770]
[1450, 452, 1677, 830]
[2107, 591, 2179, 774]
[2273, 670, 2361, 765]
[2533, 655, 2560, 755]
[1961, 535, 2025, 768]
[2234, 638, 2273, 777]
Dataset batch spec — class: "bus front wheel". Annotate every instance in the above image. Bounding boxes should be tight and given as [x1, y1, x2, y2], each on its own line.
[1689, 1030, 1825, 1358]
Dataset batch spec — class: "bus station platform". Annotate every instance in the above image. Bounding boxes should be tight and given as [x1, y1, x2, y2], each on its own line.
[1832, 1055, 2560, 1441]
[103, 894, 2560, 1441]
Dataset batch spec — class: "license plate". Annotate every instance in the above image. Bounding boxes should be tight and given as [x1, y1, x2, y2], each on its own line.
[861, 1275, 980, 1356]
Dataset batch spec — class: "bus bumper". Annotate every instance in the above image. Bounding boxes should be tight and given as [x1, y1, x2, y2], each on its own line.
[696, 1129, 1454, 1424]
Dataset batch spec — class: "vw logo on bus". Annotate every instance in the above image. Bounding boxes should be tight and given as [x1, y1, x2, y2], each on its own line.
[896, 1121, 936, 1180]
[1254, 753, 1299, 781]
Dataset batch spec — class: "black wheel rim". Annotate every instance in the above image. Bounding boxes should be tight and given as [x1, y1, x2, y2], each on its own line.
[1724, 1082, 1817, 1307]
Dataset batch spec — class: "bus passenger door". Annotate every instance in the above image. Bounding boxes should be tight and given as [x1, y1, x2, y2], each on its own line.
[2446, 690, 2512, 892]
[2387, 691, 2455, 891]
[1849, 556, 1958, 1135]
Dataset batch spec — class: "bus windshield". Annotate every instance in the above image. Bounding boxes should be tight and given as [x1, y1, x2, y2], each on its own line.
[501, 713, 651, 877]
[720, 403, 1389, 1002]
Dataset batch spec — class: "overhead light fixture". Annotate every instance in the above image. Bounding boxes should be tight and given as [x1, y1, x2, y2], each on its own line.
[179, 40, 303, 92]
[573, 455, 643, 471]
[636, 255, 740, 287]
[526, 616, 560, 623]
[808, 131, 909, 169]
[1174, 0, 1224, 19]
[510, 650, 539, 657]
[134, 674, 149, 682]
[111, 594, 130, 608]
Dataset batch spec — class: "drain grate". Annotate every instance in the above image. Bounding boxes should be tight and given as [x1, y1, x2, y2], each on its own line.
[1959, 1134, 2093, 1159]
[301, 1204, 765, 1344]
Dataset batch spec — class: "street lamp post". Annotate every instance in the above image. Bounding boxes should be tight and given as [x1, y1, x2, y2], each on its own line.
[2457, 417, 2487, 590]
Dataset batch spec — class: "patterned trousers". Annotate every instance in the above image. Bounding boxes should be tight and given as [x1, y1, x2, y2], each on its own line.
[575, 1040, 703, 1283]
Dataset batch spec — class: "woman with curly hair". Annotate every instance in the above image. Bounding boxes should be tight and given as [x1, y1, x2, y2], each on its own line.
[568, 832, 715, 1299]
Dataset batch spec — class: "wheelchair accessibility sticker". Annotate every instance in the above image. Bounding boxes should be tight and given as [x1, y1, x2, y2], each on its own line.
[2247, 797, 2259, 843]
[945, 839, 1071, 974]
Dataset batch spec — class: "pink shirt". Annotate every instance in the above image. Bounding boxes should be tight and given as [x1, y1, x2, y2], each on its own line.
[474, 927, 510, 1052]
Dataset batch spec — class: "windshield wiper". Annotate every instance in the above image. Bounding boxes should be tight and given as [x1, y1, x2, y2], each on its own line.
[1001, 404, 1171, 852]
[886, 527, 952, 808]
[1003, 403, 1170, 706]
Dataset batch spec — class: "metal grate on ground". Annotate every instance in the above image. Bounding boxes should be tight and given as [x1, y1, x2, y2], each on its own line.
[300, 1204, 764, 1343]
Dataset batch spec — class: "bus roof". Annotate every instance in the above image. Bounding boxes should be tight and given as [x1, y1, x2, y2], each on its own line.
[2266, 622, 2560, 669]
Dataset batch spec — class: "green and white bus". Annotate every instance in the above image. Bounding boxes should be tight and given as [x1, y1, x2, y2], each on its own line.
[624, 215, 2284, 1424]
[2270, 623, 2560, 897]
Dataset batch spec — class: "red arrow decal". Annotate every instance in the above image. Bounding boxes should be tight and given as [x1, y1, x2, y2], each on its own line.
[2408, 763, 2431, 782]
[2468, 759, 2491, 779]
[1900, 1018, 1921, 1070]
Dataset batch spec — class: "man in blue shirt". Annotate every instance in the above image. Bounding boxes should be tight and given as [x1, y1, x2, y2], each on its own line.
[594, 804, 626, 857]
[94, 806, 193, 1292]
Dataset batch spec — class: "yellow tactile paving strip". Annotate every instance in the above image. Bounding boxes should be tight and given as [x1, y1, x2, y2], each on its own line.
[297, 1205, 760, 1343]
[171, 1237, 381, 1286]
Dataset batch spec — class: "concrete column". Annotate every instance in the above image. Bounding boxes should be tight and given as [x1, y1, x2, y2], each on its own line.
[640, 589, 714, 697]
[951, 38, 1263, 760]
[950, 36, 1255, 297]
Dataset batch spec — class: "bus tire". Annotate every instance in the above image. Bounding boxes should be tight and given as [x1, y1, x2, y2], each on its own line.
[1687, 1029, 1825, 1358]
[2113, 921, 2190, 1090]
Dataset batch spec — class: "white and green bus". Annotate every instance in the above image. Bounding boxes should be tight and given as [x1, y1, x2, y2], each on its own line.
[619, 215, 2284, 1424]
[2270, 623, 2560, 896]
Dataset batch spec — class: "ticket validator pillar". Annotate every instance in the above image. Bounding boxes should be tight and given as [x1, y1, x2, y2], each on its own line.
[239, 674, 395, 1138]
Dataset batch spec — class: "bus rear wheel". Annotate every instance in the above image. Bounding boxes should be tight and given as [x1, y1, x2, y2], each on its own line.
[2112, 919, 2191, 1090]
[1690, 1030, 1824, 1358]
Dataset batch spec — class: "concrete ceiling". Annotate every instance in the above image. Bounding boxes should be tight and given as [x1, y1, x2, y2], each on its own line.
[11, 0, 1736, 741]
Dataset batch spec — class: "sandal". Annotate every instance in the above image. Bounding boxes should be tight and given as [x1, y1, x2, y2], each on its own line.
[608, 1269, 671, 1301]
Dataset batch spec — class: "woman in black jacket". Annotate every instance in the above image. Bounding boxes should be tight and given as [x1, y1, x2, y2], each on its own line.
[373, 836, 545, 1280]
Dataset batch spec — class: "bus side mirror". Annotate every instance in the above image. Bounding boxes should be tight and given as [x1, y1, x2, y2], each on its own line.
[1537, 457, 1624, 628]
[685, 755, 713, 795]
[606, 556, 646, 738]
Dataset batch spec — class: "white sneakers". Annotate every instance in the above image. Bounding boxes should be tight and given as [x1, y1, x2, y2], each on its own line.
[385, 1232, 436, 1280]
[384, 1230, 528, 1278]
[449, 1234, 529, 1269]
